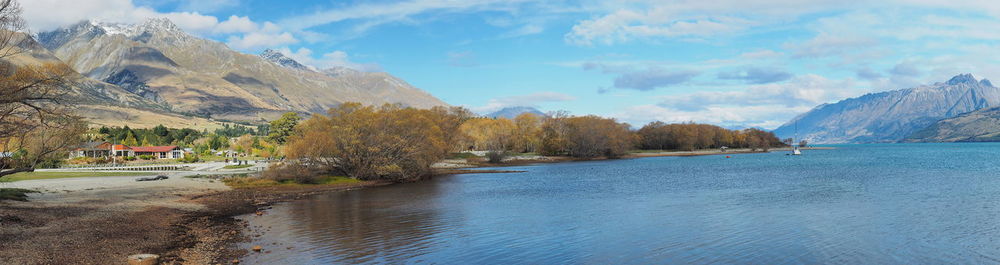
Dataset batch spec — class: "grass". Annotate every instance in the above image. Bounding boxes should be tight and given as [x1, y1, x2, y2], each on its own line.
[223, 175, 360, 189]
[223, 164, 254, 169]
[0, 188, 39, 201]
[0, 171, 153, 182]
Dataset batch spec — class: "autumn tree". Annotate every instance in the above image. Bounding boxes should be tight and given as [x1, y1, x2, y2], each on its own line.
[562, 116, 634, 158]
[0, 0, 85, 177]
[459, 117, 516, 162]
[285, 103, 456, 182]
[512, 113, 542, 153]
[539, 111, 571, 156]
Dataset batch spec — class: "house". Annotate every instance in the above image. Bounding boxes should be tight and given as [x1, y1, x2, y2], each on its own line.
[132, 146, 185, 159]
[69, 142, 185, 159]
[69, 141, 114, 158]
[111, 144, 135, 157]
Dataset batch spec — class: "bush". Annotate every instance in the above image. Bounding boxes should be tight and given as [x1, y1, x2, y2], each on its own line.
[34, 158, 63, 169]
[138, 155, 155, 160]
[263, 162, 320, 184]
[67, 156, 110, 165]
[124, 156, 137, 161]
[486, 150, 507, 163]
[177, 154, 200, 163]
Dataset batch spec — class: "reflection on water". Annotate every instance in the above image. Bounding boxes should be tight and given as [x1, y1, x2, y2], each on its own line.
[241, 143, 1000, 264]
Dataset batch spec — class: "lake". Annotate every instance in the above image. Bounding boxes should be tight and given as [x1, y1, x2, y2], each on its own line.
[239, 143, 1000, 264]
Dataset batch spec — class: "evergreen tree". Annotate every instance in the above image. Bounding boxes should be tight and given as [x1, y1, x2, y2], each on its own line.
[268, 112, 301, 144]
[123, 131, 138, 146]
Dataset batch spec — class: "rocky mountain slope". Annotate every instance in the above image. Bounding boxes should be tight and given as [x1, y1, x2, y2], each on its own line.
[6, 32, 223, 129]
[905, 106, 1000, 142]
[35, 18, 447, 122]
[773, 74, 1000, 143]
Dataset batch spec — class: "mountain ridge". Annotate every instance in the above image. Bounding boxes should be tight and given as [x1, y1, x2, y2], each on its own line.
[774, 74, 1000, 143]
[485, 106, 546, 119]
[33, 18, 449, 123]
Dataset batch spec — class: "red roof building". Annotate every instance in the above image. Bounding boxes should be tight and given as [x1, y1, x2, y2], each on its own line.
[132, 145, 184, 159]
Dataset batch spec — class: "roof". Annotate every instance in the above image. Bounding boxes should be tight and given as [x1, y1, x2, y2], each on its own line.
[132, 146, 180, 153]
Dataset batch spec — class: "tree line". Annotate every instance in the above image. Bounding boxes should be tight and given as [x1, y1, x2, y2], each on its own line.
[277, 103, 785, 183]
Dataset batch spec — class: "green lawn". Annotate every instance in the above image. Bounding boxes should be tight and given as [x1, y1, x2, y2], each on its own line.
[0, 171, 153, 182]
[0, 188, 39, 201]
[222, 164, 254, 169]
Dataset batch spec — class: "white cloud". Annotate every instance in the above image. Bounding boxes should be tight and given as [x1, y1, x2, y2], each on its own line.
[614, 104, 812, 129]
[214, 15, 258, 34]
[617, 74, 862, 128]
[562, 0, 859, 46]
[660, 74, 858, 110]
[280, 0, 535, 32]
[471, 92, 577, 113]
[277, 47, 382, 72]
[227, 32, 298, 50]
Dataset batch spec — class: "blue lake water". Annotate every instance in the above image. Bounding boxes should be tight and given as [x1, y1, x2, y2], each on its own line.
[240, 143, 1000, 264]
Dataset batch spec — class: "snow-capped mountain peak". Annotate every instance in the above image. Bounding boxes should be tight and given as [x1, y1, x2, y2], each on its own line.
[259, 49, 315, 72]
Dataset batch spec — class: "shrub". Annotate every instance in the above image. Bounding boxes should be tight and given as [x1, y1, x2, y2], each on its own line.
[124, 156, 137, 161]
[138, 155, 155, 160]
[177, 154, 200, 163]
[262, 162, 320, 184]
[68, 156, 109, 165]
[486, 150, 507, 163]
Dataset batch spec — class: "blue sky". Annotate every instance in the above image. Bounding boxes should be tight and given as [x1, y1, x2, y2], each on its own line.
[21, 0, 1000, 128]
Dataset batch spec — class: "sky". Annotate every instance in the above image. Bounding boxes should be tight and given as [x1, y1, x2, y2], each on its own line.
[19, 0, 1000, 129]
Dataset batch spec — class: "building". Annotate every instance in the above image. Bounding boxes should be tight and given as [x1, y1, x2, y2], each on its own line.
[111, 144, 134, 157]
[68, 141, 114, 158]
[68, 142, 185, 159]
[132, 146, 185, 159]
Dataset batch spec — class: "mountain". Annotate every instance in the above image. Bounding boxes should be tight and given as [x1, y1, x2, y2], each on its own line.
[35, 18, 448, 122]
[485, 106, 546, 119]
[774, 74, 1000, 143]
[259, 49, 313, 72]
[5, 32, 223, 129]
[905, 106, 1000, 142]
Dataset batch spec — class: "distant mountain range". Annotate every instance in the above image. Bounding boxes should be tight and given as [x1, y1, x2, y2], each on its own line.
[774, 74, 1000, 143]
[485, 106, 546, 119]
[21, 18, 447, 126]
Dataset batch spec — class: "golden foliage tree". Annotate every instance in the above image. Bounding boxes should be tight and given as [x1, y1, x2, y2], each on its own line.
[285, 103, 456, 182]
[563, 116, 634, 158]
[637, 122, 783, 151]
[512, 113, 542, 153]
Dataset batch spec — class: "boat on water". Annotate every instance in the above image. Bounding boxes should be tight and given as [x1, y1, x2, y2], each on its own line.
[792, 146, 802, 155]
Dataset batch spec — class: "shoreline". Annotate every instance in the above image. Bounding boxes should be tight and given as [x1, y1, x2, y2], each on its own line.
[0, 146, 835, 264]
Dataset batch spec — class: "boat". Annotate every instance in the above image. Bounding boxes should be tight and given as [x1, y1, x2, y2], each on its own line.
[791, 121, 803, 155]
